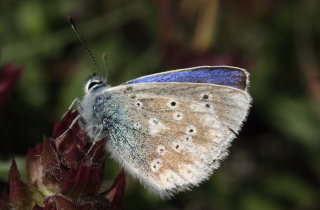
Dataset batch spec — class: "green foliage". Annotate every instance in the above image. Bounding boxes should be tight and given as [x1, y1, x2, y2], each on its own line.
[1, 0, 320, 209]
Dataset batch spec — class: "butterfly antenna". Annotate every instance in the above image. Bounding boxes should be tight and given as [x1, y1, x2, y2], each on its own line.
[102, 52, 109, 80]
[68, 16, 102, 78]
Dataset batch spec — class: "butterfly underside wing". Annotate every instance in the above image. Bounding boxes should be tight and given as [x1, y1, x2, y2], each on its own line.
[79, 66, 251, 197]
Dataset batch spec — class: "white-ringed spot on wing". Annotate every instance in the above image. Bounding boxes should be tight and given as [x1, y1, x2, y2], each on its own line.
[185, 125, 197, 135]
[172, 141, 183, 152]
[173, 112, 183, 120]
[167, 99, 179, 109]
[150, 159, 163, 172]
[134, 100, 143, 109]
[182, 135, 192, 143]
[157, 145, 167, 156]
[199, 102, 214, 111]
[204, 103, 212, 109]
[200, 92, 212, 100]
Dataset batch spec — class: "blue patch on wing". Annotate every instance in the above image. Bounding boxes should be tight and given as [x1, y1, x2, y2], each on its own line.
[124, 67, 248, 91]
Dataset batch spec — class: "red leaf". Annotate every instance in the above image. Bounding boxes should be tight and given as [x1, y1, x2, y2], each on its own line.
[0, 63, 23, 106]
[53, 110, 80, 139]
[54, 110, 88, 167]
[44, 195, 93, 210]
[105, 171, 126, 210]
[0, 190, 10, 210]
[82, 138, 108, 167]
[59, 143, 86, 168]
[26, 143, 43, 187]
[45, 195, 77, 210]
[9, 159, 33, 209]
[60, 166, 102, 198]
[41, 138, 62, 189]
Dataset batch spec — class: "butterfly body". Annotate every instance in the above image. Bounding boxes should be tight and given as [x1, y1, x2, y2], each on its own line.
[78, 66, 251, 197]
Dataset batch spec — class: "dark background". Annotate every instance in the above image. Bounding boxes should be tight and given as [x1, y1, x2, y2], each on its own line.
[1, 0, 320, 209]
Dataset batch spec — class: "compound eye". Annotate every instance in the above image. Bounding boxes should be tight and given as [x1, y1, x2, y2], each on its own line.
[88, 81, 101, 90]
[86, 80, 104, 93]
[84, 76, 106, 94]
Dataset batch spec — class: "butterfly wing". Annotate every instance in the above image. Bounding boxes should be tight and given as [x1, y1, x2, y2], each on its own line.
[101, 82, 251, 197]
[123, 66, 249, 91]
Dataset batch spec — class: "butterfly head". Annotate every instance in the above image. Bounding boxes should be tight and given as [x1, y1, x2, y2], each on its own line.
[84, 74, 108, 94]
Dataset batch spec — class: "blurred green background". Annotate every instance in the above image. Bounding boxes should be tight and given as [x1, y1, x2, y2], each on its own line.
[1, 0, 320, 209]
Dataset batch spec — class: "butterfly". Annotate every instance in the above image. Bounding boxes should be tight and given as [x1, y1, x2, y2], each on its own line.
[76, 65, 251, 198]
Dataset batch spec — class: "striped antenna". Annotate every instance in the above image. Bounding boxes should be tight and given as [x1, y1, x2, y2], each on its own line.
[68, 16, 102, 77]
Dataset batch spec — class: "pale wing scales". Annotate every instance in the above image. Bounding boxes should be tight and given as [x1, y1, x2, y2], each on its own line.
[103, 83, 250, 197]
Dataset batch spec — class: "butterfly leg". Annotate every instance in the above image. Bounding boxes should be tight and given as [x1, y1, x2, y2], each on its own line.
[54, 115, 81, 141]
[54, 98, 82, 141]
[60, 98, 82, 119]
[84, 127, 104, 157]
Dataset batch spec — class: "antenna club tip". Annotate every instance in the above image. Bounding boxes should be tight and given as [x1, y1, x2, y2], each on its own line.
[67, 16, 76, 27]
[67, 15, 72, 21]
[67, 15, 74, 23]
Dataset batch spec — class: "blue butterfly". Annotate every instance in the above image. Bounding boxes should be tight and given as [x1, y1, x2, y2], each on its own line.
[75, 65, 251, 197]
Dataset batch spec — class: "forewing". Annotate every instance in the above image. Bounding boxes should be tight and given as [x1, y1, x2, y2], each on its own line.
[104, 83, 251, 197]
[123, 66, 249, 91]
